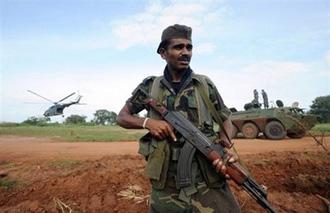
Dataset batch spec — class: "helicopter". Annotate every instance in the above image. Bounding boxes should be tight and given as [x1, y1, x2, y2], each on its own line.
[27, 90, 83, 117]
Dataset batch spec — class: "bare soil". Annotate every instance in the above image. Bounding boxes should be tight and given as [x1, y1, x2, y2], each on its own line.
[0, 135, 329, 213]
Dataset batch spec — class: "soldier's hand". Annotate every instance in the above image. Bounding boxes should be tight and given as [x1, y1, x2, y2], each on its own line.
[145, 118, 177, 142]
[212, 152, 238, 179]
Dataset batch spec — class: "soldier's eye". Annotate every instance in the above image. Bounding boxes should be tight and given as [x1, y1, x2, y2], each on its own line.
[173, 44, 184, 50]
[171, 43, 193, 51]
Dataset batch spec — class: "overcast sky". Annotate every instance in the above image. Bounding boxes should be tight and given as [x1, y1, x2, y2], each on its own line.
[1, 0, 329, 123]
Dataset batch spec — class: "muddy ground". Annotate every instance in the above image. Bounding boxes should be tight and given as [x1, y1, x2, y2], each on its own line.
[0, 135, 329, 213]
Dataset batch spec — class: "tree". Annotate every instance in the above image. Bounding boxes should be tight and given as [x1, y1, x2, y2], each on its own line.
[65, 114, 87, 124]
[108, 111, 118, 125]
[93, 109, 117, 125]
[309, 95, 330, 123]
[22, 116, 50, 125]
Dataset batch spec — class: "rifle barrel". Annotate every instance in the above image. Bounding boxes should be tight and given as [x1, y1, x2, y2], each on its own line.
[242, 180, 276, 213]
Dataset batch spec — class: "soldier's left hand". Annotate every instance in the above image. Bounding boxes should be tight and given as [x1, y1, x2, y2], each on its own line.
[212, 152, 238, 179]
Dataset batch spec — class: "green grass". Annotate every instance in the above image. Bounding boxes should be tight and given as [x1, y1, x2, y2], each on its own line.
[1, 123, 329, 142]
[48, 160, 81, 169]
[0, 125, 147, 142]
[310, 123, 330, 135]
[0, 178, 19, 190]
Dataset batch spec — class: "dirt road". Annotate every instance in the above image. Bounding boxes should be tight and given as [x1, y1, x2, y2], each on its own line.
[0, 135, 324, 160]
[0, 135, 329, 213]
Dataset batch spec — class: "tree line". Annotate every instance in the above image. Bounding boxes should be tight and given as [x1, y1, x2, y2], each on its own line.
[22, 109, 118, 126]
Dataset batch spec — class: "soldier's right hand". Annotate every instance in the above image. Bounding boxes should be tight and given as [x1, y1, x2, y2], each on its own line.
[145, 118, 177, 142]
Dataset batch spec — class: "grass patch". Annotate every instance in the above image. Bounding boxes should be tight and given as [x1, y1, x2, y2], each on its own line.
[0, 125, 147, 142]
[0, 178, 19, 190]
[310, 123, 330, 132]
[1, 123, 329, 142]
[48, 160, 81, 169]
[309, 123, 330, 135]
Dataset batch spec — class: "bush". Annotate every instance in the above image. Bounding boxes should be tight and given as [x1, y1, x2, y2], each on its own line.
[21, 116, 50, 126]
[65, 115, 87, 124]
[0, 122, 19, 127]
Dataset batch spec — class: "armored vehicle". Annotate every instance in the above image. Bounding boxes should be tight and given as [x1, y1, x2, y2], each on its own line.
[230, 89, 318, 140]
[232, 107, 317, 140]
[230, 106, 318, 140]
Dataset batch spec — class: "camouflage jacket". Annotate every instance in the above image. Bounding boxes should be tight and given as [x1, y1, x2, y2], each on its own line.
[128, 70, 231, 189]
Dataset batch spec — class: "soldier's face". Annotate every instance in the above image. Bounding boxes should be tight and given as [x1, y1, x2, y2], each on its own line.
[161, 38, 193, 71]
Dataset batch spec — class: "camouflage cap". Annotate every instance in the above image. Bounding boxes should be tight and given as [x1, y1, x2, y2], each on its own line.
[157, 24, 192, 54]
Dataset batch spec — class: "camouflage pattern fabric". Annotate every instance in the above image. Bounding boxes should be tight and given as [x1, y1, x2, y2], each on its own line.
[149, 182, 240, 213]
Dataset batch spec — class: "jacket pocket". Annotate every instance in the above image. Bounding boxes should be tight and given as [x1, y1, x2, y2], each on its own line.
[145, 140, 166, 181]
[138, 132, 154, 159]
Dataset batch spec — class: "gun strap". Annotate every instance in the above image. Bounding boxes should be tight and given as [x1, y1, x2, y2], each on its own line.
[195, 82, 231, 142]
[196, 82, 251, 174]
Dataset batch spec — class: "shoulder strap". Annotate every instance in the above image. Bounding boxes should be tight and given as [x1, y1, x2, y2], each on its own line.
[148, 76, 163, 119]
[195, 81, 231, 142]
[192, 74, 209, 97]
[150, 76, 163, 100]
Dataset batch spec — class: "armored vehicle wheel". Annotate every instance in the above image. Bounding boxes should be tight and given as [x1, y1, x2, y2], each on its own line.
[264, 121, 286, 140]
[241, 122, 259, 139]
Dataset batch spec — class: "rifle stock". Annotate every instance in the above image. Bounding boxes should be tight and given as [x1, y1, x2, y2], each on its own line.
[133, 88, 276, 213]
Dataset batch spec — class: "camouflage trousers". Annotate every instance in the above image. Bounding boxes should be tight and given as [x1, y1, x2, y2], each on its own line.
[148, 182, 241, 213]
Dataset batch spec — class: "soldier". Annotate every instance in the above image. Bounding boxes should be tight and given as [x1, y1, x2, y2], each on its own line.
[251, 89, 261, 108]
[262, 89, 269, 109]
[117, 24, 240, 213]
[253, 89, 259, 103]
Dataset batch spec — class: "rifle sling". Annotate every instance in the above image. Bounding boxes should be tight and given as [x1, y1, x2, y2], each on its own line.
[196, 82, 251, 175]
[176, 81, 229, 193]
[195, 82, 231, 142]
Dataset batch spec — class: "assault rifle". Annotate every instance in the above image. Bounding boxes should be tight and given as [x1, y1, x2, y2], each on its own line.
[133, 88, 276, 213]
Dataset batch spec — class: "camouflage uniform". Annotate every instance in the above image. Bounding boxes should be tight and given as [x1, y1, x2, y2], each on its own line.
[128, 68, 240, 213]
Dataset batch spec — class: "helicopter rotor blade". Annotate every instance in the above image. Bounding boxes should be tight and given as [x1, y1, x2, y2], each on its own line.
[27, 90, 54, 103]
[57, 92, 76, 103]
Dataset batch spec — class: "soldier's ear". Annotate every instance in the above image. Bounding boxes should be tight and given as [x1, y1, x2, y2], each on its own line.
[159, 48, 167, 59]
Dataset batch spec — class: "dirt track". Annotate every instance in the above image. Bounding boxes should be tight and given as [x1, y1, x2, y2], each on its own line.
[0, 135, 329, 212]
[0, 135, 325, 160]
